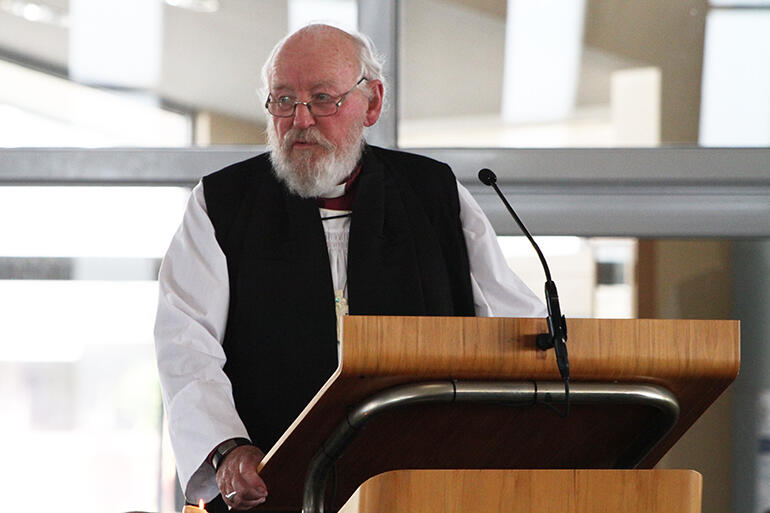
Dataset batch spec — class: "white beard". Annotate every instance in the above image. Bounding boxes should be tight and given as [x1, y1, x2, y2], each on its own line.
[267, 122, 365, 198]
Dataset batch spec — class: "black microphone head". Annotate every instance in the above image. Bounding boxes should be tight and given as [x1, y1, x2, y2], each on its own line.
[478, 168, 497, 186]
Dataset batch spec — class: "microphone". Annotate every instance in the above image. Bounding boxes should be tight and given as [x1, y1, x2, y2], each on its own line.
[477, 169, 570, 397]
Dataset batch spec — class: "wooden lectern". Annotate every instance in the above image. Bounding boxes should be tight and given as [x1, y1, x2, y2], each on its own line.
[255, 317, 739, 513]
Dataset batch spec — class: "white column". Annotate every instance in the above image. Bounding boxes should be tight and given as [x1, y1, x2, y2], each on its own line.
[68, 0, 162, 89]
[699, 10, 770, 146]
[501, 0, 585, 123]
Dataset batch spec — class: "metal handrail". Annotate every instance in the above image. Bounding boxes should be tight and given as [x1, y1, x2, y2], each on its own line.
[301, 380, 680, 513]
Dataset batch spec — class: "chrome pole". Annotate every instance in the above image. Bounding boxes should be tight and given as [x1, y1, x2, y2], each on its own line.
[301, 380, 679, 513]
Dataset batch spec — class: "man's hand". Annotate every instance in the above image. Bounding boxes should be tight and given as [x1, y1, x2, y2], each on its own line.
[216, 445, 268, 510]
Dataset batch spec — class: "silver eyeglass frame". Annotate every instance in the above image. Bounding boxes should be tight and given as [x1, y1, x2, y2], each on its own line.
[264, 77, 368, 118]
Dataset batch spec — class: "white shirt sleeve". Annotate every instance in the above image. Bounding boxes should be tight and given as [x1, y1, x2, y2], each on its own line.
[457, 181, 547, 318]
[154, 182, 249, 502]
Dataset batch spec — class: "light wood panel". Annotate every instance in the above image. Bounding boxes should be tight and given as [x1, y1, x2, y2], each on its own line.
[340, 469, 702, 513]
[255, 317, 738, 511]
[341, 317, 737, 380]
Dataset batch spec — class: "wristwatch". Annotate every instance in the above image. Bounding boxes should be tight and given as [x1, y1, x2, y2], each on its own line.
[211, 437, 253, 471]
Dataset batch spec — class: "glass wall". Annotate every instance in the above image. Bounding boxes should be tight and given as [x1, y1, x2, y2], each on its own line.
[499, 236, 636, 318]
[2, 1, 768, 148]
[398, 0, 770, 148]
[0, 58, 191, 146]
[0, 0, 359, 147]
[0, 186, 189, 512]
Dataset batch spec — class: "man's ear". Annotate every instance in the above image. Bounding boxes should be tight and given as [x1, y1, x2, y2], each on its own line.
[364, 79, 384, 127]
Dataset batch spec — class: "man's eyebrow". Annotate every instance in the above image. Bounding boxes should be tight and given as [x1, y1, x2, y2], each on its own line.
[270, 83, 293, 93]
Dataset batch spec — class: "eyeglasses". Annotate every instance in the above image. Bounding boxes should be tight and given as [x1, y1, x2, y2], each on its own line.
[265, 77, 368, 118]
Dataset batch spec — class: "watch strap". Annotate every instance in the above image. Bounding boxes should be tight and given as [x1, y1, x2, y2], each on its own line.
[211, 437, 252, 471]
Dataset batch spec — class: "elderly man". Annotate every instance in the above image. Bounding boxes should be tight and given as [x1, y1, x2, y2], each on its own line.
[155, 24, 545, 511]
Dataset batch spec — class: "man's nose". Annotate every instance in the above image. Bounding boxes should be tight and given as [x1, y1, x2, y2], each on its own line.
[292, 103, 315, 129]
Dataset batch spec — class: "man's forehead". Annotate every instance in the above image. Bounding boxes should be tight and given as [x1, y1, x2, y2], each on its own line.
[270, 55, 358, 92]
[270, 78, 340, 92]
[270, 28, 359, 88]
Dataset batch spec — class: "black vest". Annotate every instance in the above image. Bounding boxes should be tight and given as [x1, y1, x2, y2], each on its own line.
[202, 145, 475, 453]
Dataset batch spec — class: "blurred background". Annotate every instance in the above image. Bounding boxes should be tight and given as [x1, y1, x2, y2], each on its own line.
[0, 1, 768, 512]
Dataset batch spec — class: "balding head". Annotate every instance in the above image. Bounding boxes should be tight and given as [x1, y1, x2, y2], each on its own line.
[261, 24, 384, 102]
[276, 24, 360, 70]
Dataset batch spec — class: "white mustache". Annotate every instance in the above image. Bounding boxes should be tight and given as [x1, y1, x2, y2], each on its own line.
[281, 128, 336, 151]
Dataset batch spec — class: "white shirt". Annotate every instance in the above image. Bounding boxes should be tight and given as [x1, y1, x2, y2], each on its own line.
[154, 180, 546, 501]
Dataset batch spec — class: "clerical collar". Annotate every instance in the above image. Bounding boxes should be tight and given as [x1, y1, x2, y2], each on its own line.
[317, 164, 362, 211]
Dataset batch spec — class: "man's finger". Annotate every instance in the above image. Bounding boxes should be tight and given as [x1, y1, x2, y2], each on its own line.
[228, 495, 266, 511]
[231, 476, 267, 501]
[235, 470, 267, 496]
[236, 497, 266, 508]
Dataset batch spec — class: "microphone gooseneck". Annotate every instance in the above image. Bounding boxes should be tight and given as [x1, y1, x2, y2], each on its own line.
[477, 169, 552, 282]
[477, 168, 570, 415]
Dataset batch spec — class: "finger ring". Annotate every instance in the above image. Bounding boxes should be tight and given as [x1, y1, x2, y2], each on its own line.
[225, 491, 237, 501]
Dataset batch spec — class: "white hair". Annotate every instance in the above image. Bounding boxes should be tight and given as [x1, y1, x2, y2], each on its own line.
[259, 24, 386, 103]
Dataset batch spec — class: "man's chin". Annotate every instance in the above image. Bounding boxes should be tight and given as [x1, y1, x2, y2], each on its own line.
[287, 144, 325, 161]
[285, 155, 318, 173]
